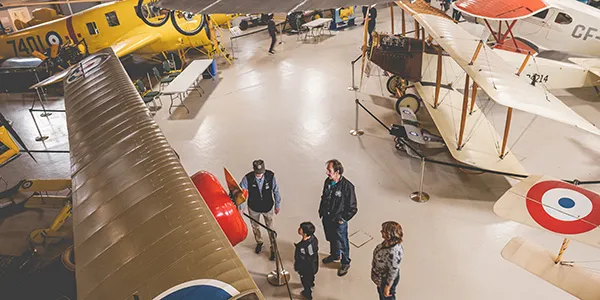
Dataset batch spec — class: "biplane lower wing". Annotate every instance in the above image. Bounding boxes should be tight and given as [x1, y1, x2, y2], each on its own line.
[501, 237, 600, 300]
[494, 175, 600, 249]
[415, 82, 527, 175]
[64, 48, 264, 300]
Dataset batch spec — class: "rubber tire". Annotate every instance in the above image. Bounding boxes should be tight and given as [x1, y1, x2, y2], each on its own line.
[386, 75, 403, 95]
[170, 11, 206, 36]
[395, 93, 421, 114]
[136, 0, 170, 27]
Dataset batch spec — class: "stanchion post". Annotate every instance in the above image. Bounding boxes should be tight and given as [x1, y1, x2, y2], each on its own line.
[29, 109, 48, 142]
[267, 231, 291, 286]
[350, 99, 364, 136]
[410, 157, 430, 202]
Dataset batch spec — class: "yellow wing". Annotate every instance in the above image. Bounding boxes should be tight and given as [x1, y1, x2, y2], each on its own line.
[111, 31, 161, 57]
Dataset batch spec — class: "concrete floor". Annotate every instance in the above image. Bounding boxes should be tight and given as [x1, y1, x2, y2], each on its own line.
[1, 6, 600, 300]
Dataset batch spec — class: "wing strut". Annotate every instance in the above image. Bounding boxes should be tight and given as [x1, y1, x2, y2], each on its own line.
[457, 74, 470, 150]
[500, 52, 533, 158]
[434, 49, 443, 107]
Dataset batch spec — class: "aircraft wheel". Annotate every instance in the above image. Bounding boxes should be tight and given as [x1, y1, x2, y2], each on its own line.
[170, 11, 206, 36]
[136, 0, 170, 27]
[395, 93, 421, 114]
[386, 75, 403, 95]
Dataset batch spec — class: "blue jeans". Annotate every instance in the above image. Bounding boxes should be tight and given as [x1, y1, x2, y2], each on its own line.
[323, 218, 351, 265]
[377, 272, 400, 300]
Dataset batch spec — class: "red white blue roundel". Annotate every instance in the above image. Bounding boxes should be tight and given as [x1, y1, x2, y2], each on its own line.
[153, 279, 240, 300]
[66, 53, 110, 84]
[526, 180, 600, 234]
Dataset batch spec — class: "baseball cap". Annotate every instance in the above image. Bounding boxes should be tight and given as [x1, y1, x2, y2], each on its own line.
[253, 159, 265, 174]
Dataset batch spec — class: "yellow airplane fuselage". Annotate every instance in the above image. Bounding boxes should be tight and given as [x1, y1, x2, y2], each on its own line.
[0, 0, 231, 60]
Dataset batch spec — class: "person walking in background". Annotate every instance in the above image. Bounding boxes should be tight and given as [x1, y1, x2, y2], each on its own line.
[367, 5, 377, 46]
[319, 159, 358, 277]
[294, 221, 319, 299]
[371, 221, 404, 300]
[239, 159, 281, 261]
[267, 13, 278, 54]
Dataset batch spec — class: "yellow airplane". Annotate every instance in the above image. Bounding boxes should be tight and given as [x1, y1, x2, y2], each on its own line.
[0, 0, 237, 67]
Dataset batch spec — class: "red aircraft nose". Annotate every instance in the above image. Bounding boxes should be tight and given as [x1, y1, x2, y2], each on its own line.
[190, 171, 248, 246]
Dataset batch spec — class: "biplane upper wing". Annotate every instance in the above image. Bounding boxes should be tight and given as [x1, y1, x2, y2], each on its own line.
[408, 11, 600, 136]
[64, 48, 264, 300]
[494, 175, 600, 249]
[452, 0, 549, 20]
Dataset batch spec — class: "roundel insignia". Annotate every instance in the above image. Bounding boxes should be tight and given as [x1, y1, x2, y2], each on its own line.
[21, 180, 33, 189]
[526, 180, 600, 235]
[401, 109, 411, 114]
[45, 31, 63, 46]
[154, 279, 239, 300]
[409, 131, 419, 137]
[66, 53, 110, 84]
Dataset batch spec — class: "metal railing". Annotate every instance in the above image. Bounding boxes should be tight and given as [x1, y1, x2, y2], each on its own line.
[242, 212, 293, 300]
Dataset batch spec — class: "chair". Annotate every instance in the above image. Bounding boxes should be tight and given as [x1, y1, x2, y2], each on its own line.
[153, 67, 174, 90]
[135, 79, 162, 111]
[162, 61, 181, 78]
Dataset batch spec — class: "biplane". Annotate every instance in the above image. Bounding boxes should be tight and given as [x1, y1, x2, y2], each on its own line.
[494, 175, 600, 299]
[364, 0, 600, 176]
[451, 0, 600, 82]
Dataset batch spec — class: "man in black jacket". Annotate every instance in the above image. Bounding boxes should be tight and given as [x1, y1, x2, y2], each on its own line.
[267, 13, 277, 54]
[318, 159, 358, 277]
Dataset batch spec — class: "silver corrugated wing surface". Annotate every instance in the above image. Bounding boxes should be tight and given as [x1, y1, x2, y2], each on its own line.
[64, 48, 263, 300]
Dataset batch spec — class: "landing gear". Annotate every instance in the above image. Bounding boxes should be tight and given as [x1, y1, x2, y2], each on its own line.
[395, 93, 421, 114]
[386, 75, 405, 95]
[170, 10, 206, 36]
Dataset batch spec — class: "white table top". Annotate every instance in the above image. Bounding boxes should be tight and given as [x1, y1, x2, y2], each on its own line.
[162, 59, 214, 94]
[302, 18, 332, 28]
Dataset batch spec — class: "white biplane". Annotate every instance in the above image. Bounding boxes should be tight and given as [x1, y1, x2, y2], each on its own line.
[452, 0, 600, 83]
[366, 0, 600, 177]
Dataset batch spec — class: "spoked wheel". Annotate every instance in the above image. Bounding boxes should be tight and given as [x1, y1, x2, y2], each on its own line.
[395, 93, 421, 114]
[171, 10, 207, 36]
[136, 0, 170, 27]
[386, 75, 405, 95]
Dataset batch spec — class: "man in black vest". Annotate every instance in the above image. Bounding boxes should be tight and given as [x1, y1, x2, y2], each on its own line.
[318, 159, 358, 277]
[240, 159, 281, 260]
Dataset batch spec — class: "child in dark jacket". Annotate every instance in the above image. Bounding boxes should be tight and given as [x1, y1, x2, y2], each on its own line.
[294, 221, 319, 299]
